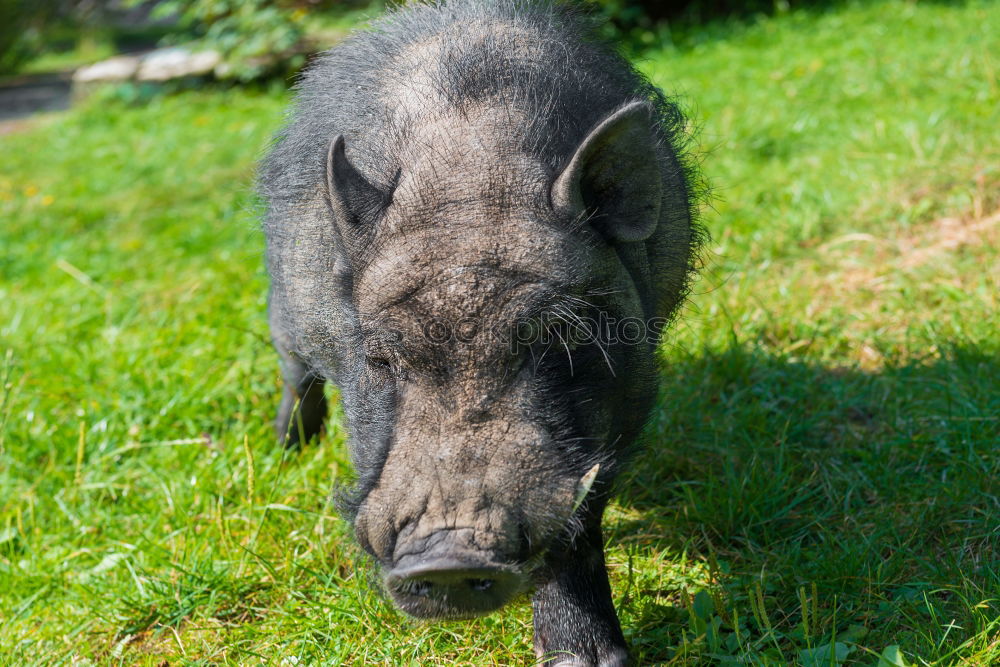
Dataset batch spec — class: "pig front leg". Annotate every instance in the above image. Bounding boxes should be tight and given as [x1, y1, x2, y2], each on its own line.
[271, 317, 327, 447]
[532, 522, 629, 667]
[275, 356, 327, 447]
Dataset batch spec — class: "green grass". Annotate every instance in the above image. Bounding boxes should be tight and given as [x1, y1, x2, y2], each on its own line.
[1, 1, 998, 664]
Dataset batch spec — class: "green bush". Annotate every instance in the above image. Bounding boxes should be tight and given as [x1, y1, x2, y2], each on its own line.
[0, 0, 58, 74]
[130, 0, 308, 81]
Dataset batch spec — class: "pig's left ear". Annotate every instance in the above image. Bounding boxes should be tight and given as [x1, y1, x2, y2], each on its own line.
[551, 101, 662, 243]
[325, 135, 391, 240]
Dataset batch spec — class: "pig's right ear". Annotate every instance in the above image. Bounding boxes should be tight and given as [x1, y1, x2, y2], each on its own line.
[325, 135, 391, 239]
[550, 101, 662, 243]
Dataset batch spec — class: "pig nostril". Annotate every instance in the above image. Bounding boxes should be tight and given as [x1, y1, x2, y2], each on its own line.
[408, 580, 433, 597]
[467, 578, 494, 592]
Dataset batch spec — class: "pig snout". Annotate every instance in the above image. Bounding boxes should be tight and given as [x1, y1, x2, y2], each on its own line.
[385, 529, 526, 619]
[374, 464, 602, 619]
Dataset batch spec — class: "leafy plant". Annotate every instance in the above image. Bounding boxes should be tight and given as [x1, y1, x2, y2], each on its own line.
[0, 0, 58, 74]
[133, 0, 313, 81]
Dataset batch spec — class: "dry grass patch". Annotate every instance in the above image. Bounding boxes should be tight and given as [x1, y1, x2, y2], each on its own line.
[774, 180, 999, 368]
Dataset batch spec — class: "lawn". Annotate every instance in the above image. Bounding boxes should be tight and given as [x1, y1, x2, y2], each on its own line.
[1, 0, 997, 664]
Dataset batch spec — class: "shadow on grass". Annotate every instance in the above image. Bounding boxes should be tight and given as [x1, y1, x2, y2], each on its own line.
[612, 343, 999, 660]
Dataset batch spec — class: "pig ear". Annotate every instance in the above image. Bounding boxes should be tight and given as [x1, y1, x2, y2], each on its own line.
[325, 135, 390, 236]
[550, 101, 662, 243]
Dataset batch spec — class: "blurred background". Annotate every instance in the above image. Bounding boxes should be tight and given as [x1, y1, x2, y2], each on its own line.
[1, 0, 997, 664]
[0, 0, 854, 104]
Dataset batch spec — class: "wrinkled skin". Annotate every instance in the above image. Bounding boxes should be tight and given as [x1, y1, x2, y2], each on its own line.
[259, 1, 700, 664]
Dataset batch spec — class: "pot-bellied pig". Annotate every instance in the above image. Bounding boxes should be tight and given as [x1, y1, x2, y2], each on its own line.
[259, 0, 702, 663]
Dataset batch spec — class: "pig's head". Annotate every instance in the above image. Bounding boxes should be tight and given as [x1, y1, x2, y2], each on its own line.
[322, 102, 680, 619]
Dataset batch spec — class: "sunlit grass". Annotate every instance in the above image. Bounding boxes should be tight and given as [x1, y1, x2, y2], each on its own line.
[1, 1, 997, 664]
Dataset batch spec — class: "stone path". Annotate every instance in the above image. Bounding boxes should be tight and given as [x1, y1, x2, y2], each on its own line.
[0, 72, 73, 127]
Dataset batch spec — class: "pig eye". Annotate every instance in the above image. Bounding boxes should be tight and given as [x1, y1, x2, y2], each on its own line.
[363, 338, 397, 378]
[366, 355, 394, 372]
[363, 355, 397, 386]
